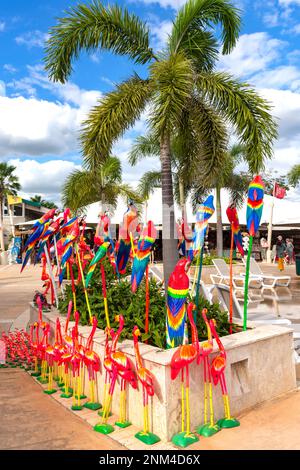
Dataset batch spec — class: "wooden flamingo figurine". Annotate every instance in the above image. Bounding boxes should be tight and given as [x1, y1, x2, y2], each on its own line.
[70, 327, 83, 410]
[83, 316, 102, 410]
[37, 324, 50, 384]
[30, 322, 41, 377]
[209, 319, 240, 429]
[44, 339, 57, 395]
[98, 327, 115, 420]
[94, 315, 137, 434]
[196, 309, 220, 437]
[133, 326, 160, 445]
[170, 302, 200, 448]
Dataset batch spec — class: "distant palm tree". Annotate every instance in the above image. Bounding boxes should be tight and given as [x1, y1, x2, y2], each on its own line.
[62, 156, 140, 213]
[30, 195, 58, 209]
[45, 0, 277, 284]
[0, 163, 21, 250]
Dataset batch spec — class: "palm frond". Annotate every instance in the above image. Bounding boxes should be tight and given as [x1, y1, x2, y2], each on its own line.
[150, 53, 194, 135]
[226, 172, 250, 208]
[128, 134, 160, 166]
[138, 170, 161, 200]
[81, 75, 151, 168]
[189, 95, 228, 183]
[45, 1, 155, 83]
[287, 164, 300, 187]
[169, 0, 241, 58]
[197, 72, 278, 173]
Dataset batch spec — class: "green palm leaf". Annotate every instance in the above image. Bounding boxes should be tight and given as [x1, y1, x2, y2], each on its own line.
[81, 75, 151, 167]
[45, 1, 155, 83]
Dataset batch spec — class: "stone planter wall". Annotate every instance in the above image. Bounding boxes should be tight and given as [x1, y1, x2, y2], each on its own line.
[29, 303, 296, 442]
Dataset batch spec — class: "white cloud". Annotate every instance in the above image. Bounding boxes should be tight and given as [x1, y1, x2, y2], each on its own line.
[278, 0, 300, 5]
[15, 30, 50, 48]
[0, 81, 6, 97]
[292, 23, 300, 34]
[9, 159, 80, 205]
[134, 0, 185, 9]
[263, 11, 279, 27]
[218, 32, 287, 77]
[3, 64, 17, 74]
[150, 19, 173, 50]
[0, 21, 5, 32]
[252, 66, 300, 91]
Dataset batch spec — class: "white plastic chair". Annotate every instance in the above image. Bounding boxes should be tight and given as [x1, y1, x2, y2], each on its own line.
[210, 258, 262, 290]
[242, 258, 291, 288]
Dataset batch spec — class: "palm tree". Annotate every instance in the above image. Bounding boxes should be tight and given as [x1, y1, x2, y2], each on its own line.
[30, 195, 58, 209]
[0, 163, 21, 251]
[62, 156, 140, 213]
[45, 0, 277, 284]
[287, 165, 300, 188]
[131, 137, 250, 255]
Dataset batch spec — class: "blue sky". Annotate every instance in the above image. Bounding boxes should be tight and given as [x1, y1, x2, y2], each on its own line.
[0, 0, 300, 204]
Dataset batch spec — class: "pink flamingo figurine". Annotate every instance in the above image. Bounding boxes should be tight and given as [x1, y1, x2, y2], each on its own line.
[170, 302, 200, 448]
[133, 326, 160, 445]
[196, 309, 220, 437]
[209, 319, 240, 429]
[83, 316, 102, 410]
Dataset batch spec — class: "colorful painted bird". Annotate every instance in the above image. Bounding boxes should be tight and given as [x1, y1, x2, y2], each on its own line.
[133, 326, 160, 444]
[21, 218, 52, 272]
[37, 217, 63, 258]
[59, 218, 80, 285]
[196, 309, 220, 437]
[131, 221, 157, 293]
[193, 195, 215, 254]
[166, 258, 190, 349]
[170, 303, 200, 447]
[117, 203, 138, 273]
[209, 319, 240, 429]
[246, 175, 265, 236]
[226, 206, 244, 256]
[85, 241, 110, 288]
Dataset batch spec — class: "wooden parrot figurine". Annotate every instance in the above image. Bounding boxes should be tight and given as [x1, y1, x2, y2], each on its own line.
[117, 202, 138, 274]
[85, 241, 111, 288]
[59, 218, 80, 285]
[131, 221, 157, 293]
[193, 195, 215, 254]
[21, 208, 56, 271]
[226, 206, 244, 257]
[37, 216, 63, 258]
[166, 258, 190, 349]
[246, 175, 265, 237]
[243, 175, 265, 330]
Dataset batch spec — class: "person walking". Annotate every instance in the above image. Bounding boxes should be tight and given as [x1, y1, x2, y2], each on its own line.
[260, 236, 268, 261]
[286, 238, 294, 265]
[276, 236, 286, 271]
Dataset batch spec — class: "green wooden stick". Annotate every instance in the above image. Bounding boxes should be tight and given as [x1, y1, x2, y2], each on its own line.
[243, 235, 253, 331]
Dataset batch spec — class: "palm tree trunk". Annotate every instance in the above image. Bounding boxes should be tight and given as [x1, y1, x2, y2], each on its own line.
[160, 133, 178, 287]
[216, 186, 223, 257]
[178, 177, 186, 217]
[0, 196, 5, 251]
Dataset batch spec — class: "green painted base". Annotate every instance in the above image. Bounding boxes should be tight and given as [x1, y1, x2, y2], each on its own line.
[98, 410, 112, 417]
[37, 375, 48, 383]
[57, 382, 65, 388]
[171, 431, 198, 448]
[217, 417, 240, 429]
[31, 371, 41, 377]
[74, 394, 87, 399]
[83, 402, 102, 411]
[44, 389, 57, 395]
[71, 405, 83, 411]
[135, 431, 161, 445]
[197, 423, 220, 437]
[115, 420, 131, 429]
[61, 387, 73, 394]
[60, 392, 73, 398]
[94, 423, 114, 434]
[53, 376, 60, 382]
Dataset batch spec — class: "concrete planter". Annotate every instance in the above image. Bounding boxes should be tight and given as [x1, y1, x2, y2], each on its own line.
[30, 303, 296, 442]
